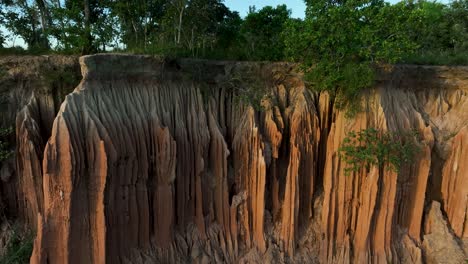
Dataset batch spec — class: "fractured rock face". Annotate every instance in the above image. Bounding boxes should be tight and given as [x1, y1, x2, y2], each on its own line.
[29, 55, 323, 264]
[15, 98, 45, 228]
[321, 86, 436, 264]
[441, 126, 468, 240]
[0, 56, 80, 226]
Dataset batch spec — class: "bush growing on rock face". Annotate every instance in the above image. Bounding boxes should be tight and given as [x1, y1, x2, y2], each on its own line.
[0, 0, 465, 67]
[237, 5, 291, 61]
[282, 0, 468, 116]
[0, 127, 14, 163]
[0, 223, 33, 264]
[339, 128, 420, 174]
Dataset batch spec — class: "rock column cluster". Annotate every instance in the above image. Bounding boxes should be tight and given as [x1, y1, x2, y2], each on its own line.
[2, 55, 466, 263]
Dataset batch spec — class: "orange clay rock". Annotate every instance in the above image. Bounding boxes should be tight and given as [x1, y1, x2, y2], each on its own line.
[27, 55, 321, 263]
[24, 55, 467, 263]
[321, 87, 435, 264]
[0, 56, 79, 226]
[422, 201, 466, 264]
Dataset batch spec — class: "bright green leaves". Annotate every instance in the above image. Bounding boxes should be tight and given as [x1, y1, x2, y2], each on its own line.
[0, 0, 466, 65]
[307, 61, 374, 109]
[238, 5, 291, 61]
[284, 0, 425, 116]
[339, 128, 420, 175]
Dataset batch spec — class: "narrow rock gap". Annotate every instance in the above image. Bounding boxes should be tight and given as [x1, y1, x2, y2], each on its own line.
[315, 91, 334, 198]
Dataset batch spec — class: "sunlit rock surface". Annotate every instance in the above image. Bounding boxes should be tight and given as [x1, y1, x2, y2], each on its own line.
[0, 55, 466, 263]
[0, 56, 79, 227]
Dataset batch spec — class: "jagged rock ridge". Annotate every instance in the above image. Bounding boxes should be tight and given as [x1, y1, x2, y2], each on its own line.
[27, 55, 321, 263]
[0, 56, 79, 227]
[2, 55, 466, 263]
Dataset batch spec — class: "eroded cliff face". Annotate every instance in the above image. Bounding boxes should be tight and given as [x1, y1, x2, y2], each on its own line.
[0, 56, 80, 227]
[1, 55, 467, 263]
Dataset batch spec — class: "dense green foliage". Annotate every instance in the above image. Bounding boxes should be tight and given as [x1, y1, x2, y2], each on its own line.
[282, 0, 468, 113]
[0, 127, 14, 162]
[0, 11, 5, 47]
[0, 0, 466, 112]
[339, 128, 420, 174]
[0, 228, 33, 264]
[284, 0, 419, 112]
[1, 0, 466, 63]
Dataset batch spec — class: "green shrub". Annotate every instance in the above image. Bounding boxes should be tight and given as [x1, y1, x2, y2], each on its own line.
[0, 67, 7, 80]
[402, 50, 468, 65]
[0, 47, 27, 56]
[0, 226, 33, 264]
[339, 128, 420, 174]
[305, 61, 375, 117]
[0, 127, 14, 162]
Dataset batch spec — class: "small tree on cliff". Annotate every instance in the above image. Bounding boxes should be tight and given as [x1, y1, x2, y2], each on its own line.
[0, 0, 50, 51]
[283, 0, 417, 115]
[339, 128, 420, 174]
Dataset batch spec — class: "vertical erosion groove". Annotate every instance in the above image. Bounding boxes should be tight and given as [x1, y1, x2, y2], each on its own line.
[18, 55, 467, 263]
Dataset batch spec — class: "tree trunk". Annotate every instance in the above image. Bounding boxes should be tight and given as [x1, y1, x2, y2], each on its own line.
[82, 0, 94, 54]
[176, 3, 185, 45]
[35, 0, 50, 49]
[55, 0, 68, 49]
[126, 1, 139, 49]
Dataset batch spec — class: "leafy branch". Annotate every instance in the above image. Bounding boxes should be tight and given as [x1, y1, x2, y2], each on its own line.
[339, 128, 420, 174]
[0, 224, 34, 264]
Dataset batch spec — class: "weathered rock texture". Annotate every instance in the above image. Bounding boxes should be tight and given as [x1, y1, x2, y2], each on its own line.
[0, 56, 80, 226]
[0, 54, 466, 263]
[422, 201, 466, 264]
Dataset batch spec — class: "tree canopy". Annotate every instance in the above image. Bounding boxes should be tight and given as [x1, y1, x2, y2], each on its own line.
[282, 0, 467, 114]
[1, 0, 466, 112]
[1, 0, 466, 62]
[284, 0, 420, 112]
